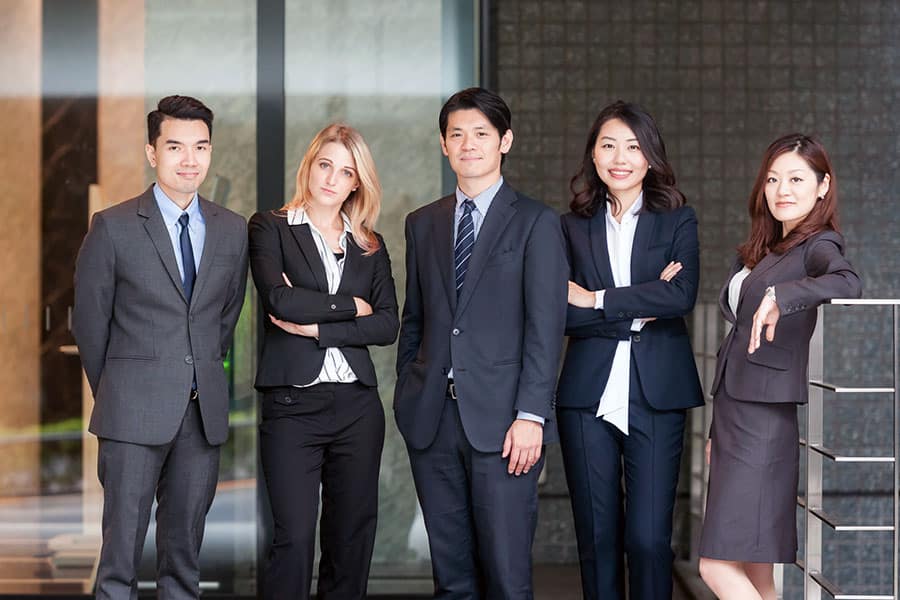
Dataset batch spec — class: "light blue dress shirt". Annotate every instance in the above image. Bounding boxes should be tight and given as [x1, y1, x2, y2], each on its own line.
[153, 184, 206, 283]
[449, 176, 544, 426]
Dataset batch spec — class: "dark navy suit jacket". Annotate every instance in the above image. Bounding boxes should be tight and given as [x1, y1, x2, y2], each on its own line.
[557, 203, 704, 411]
[394, 181, 568, 452]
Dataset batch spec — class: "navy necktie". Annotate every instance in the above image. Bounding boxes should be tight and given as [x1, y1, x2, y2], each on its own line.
[454, 199, 476, 296]
[178, 213, 196, 301]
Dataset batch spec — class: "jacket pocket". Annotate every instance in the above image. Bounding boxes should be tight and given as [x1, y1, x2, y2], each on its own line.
[746, 341, 792, 371]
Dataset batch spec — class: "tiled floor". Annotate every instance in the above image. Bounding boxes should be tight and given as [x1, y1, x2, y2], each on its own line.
[533, 564, 699, 599]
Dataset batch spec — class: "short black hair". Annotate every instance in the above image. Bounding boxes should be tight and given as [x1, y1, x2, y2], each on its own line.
[438, 87, 512, 139]
[147, 95, 214, 145]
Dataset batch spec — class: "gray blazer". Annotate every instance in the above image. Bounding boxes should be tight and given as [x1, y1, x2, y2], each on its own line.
[72, 186, 249, 446]
[711, 230, 861, 405]
[394, 182, 568, 452]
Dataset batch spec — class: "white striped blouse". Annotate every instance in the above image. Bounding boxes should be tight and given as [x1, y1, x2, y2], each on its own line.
[288, 208, 358, 386]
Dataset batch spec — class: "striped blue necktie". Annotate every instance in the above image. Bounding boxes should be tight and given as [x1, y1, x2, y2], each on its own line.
[454, 199, 476, 296]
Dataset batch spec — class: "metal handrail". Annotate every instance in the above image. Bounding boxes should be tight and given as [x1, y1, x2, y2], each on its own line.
[800, 300, 899, 600]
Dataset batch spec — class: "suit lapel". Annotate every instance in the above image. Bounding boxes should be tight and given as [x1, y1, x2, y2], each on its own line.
[736, 249, 789, 315]
[456, 183, 517, 316]
[138, 188, 188, 304]
[588, 205, 616, 288]
[335, 235, 358, 295]
[630, 208, 656, 284]
[289, 222, 329, 292]
[719, 257, 742, 323]
[431, 195, 457, 313]
[190, 197, 221, 305]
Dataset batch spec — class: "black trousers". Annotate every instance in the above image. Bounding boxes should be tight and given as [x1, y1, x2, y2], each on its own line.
[95, 400, 220, 600]
[558, 359, 686, 600]
[407, 393, 543, 600]
[259, 382, 385, 600]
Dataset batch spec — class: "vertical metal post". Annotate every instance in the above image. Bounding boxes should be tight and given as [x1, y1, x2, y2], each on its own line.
[893, 305, 899, 600]
[805, 305, 825, 600]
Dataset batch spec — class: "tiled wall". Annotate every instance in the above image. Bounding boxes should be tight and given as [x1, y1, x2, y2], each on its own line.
[492, 0, 900, 593]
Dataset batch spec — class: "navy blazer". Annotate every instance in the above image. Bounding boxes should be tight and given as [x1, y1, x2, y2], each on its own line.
[711, 230, 862, 404]
[248, 210, 399, 389]
[557, 203, 704, 411]
[394, 182, 568, 452]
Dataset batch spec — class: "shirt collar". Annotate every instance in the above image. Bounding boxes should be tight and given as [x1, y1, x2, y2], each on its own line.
[606, 191, 643, 227]
[287, 207, 352, 234]
[153, 183, 203, 227]
[455, 176, 504, 216]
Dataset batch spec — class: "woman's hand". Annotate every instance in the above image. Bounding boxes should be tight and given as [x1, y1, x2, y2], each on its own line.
[269, 314, 318, 338]
[568, 281, 597, 308]
[354, 297, 373, 316]
[705, 439, 711, 466]
[659, 261, 682, 282]
[749, 295, 780, 354]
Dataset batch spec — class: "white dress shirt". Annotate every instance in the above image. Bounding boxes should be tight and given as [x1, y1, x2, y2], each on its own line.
[287, 208, 358, 386]
[592, 193, 646, 435]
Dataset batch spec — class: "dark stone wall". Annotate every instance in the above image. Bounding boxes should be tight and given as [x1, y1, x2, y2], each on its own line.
[492, 0, 900, 594]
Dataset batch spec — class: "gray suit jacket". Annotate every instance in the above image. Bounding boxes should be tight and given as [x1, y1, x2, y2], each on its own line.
[72, 186, 249, 446]
[394, 182, 568, 452]
[711, 230, 861, 405]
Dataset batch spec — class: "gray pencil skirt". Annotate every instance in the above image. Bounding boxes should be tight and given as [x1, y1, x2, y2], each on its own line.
[699, 387, 800, 563]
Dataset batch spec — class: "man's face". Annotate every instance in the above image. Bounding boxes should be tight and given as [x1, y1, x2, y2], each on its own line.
[440, 108, 512, 188]
[145, 117, 212, 206]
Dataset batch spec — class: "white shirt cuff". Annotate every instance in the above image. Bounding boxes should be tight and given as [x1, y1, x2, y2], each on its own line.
[594, 289, 605, 310]
[516, 410, 545, 426]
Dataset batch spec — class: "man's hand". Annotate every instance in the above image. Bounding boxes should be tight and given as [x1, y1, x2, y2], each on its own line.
[749, 295, 780, 354]
[568, 281, 596, 308]
[502, 419, 543, 476]
[269, 314, 318, 338]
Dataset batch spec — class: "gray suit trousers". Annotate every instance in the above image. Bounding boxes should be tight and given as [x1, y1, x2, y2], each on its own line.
[95, 401, 219, 600]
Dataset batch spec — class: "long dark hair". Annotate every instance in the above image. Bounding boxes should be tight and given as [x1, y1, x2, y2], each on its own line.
[569, 101, 685, 217]
[737, 133, 839, 268]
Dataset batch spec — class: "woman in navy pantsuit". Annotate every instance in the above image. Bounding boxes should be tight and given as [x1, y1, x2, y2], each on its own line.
[698, 135, 861, 599]
[557, 101, 704, 600]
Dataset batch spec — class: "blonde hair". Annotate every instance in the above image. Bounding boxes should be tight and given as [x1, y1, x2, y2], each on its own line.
[284, 123, 382, 254]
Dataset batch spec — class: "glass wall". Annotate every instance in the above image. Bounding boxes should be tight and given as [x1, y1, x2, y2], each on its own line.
[282, 0, 477, 592]
[0, 0, 477, 595]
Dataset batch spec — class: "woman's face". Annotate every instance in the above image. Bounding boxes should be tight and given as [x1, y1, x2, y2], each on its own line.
[592, 118, 649, 202]
[764, 151, 829, 235]
[307, 141, 359, 209]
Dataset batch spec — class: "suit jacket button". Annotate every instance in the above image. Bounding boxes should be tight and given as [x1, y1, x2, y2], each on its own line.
[633, 335, 641, 343]
[185, 355, 193, 365]
[618, 312, 625, 317]
[283, 395, 293, 404]
[331, 304, 337, 310]
[452, 328, 460, 336]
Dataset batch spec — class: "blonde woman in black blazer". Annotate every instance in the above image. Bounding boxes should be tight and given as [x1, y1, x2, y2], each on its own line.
[248, 124, 398, 600]
[699, 134, 861, 599]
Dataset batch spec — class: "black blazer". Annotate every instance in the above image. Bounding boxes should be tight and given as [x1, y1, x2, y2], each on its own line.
[394, 182, 568, 452]
[711, 230, 862, 404]
[248, 210, 399, 389]
[557, 203, 705, 411]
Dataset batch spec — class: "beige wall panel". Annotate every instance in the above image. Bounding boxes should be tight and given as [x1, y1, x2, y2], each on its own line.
[0, 0, 42, 495]
[98, 0, 146, 205]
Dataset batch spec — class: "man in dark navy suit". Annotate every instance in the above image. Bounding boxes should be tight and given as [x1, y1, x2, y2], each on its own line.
[394, 87, 568, 599]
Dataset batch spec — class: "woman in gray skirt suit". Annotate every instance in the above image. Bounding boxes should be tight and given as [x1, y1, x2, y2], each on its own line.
[698, 134, 861, 599]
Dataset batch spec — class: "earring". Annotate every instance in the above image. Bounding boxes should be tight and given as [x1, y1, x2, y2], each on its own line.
[817, 195, 824, 200]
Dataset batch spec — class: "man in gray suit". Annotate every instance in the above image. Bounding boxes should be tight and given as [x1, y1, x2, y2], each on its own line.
[72, 95, 248, 599]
